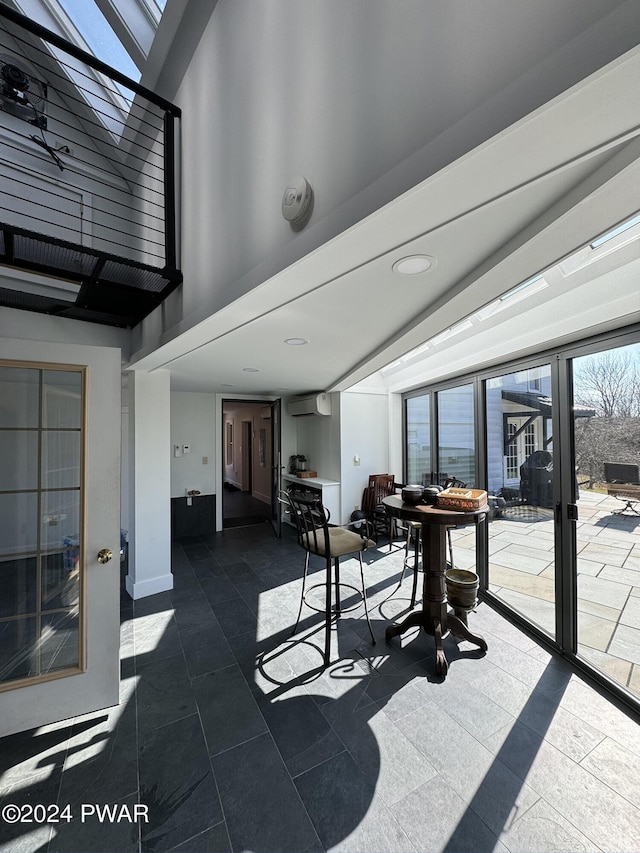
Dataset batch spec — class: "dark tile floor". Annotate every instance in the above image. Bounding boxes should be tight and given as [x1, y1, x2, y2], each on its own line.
[2, 524, 640, 852]
[221, 489, 270, 528]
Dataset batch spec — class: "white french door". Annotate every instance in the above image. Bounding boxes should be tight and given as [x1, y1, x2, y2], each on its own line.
[0, 338, 121, 737]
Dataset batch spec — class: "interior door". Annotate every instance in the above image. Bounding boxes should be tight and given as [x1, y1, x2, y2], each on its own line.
[0, 338, 121, 737]
[271, 398, 282, 537]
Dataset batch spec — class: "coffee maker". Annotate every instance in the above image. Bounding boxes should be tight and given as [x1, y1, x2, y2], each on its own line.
[288, 454, 308, 474]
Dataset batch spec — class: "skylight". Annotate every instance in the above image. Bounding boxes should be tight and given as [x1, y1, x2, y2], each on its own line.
[380, 210, 640, 378]
[475, 275, 548, 321]
[57, 0, 141, 83]
[380, 278, 549, 376]
[149, 0, 167, 16]
[14, 0, 166, 120]
[590, 213, 640, 248]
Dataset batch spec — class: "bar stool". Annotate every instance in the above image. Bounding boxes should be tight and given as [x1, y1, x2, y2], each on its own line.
[282, 490, 376, 667]
[402, 520, 422, 608]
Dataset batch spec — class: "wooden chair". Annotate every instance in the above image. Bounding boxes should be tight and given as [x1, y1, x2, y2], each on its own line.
[282, 490, 376, 667]
[362, 474, 400, 547]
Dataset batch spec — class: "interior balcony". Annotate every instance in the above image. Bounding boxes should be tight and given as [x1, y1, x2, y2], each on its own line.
[0, 2, 181, 327]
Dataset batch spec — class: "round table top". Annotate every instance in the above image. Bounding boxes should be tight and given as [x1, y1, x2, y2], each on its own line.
[382, 494, 488, 526]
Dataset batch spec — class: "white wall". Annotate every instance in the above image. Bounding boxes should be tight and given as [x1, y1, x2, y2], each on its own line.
[295, 392, 341, 482]
[133, 0, 640, 357]
[0, 305, 129, 353]
[127, 370, 172, 598]
[289, 390, 391, 523]
[121, 401, 129, 539]
[340, 391, 391, 523]
[170, 391, 216, 498]
[280, 404, 298, 477]
[169, 393, 289, 527]
[389, 392, 404, 485]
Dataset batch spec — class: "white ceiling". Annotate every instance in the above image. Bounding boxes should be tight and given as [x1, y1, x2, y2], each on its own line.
[129, 44, 640, 397]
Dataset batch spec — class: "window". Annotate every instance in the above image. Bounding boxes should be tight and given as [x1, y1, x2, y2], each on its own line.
[525, 422, 536, 459]
[405, 394, 430, 485]
[437, 384, 475, 487]
[506, 422, 518, 479]
[225, 422, 233, 467]
[504, 417, 541, 482]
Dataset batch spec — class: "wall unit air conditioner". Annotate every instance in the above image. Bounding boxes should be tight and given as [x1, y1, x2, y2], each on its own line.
[287, 393, 331, 417]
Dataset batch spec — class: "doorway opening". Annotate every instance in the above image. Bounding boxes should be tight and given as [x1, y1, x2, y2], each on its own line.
[222, 401, 274, 529]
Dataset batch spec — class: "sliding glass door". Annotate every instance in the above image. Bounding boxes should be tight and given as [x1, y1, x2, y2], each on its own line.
[570, 341, 640, 696]
[484, 364, 556, 638]
[405, 394, 430, 485]
[437, 384, 475, 487]
[403, 332, 640, 710]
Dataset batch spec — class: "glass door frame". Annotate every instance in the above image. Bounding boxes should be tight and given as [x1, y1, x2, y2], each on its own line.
[402, 377, 482, 490]
[557, 327, 640, 667]
[401, 322, 640, 715]
[475, 353, 561, 642]
[403, 388, 433, 488]
[0, 359, 87, 692]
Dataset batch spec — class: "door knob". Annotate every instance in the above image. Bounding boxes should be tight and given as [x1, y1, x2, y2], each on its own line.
[97, 548, 113, 564]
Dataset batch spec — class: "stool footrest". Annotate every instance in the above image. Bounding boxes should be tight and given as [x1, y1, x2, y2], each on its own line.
[302, 582, 365, 615]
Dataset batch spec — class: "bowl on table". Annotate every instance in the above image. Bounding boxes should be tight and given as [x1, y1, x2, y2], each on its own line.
[422, 485, 443, 505]
[401, 484, 424, 505]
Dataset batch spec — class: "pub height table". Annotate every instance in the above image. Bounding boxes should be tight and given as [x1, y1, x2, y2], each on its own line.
[382, 494, 489, 677]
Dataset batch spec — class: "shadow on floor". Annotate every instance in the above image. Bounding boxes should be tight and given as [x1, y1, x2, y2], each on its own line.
[1, 524, 639, 852]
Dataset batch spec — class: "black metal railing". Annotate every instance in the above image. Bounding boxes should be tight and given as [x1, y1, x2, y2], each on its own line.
[0, 2, 182, 327]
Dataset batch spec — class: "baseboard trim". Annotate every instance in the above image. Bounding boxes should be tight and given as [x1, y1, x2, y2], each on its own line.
[125, 572, 173, 600]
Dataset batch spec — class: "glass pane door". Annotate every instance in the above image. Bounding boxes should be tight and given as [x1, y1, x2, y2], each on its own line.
[0, 364, 84, 688]
[437, 383, 478, 572]
[485, 365, 556, 637]
[406, 394, 430, 485]
[571, 342, 640, 700]
[437, 384, 475, 486]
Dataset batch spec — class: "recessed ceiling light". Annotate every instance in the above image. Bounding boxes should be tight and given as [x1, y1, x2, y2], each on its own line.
[221, 383, 234, 387]
[284, 338, 308, 346]
[242, 367, 260, 372]
[392, 255, 435, 276]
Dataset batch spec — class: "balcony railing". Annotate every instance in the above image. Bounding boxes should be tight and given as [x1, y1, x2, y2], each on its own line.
[0, 2, 181, 327]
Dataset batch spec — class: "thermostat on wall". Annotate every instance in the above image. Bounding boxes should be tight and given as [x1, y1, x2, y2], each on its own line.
[281, 176, 313, 227]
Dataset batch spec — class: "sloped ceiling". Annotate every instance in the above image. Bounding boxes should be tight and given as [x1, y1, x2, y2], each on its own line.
[129, 42, 640, 394]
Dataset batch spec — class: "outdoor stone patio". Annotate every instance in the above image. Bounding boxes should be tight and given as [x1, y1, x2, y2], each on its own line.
[452, 490, 640, 701]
